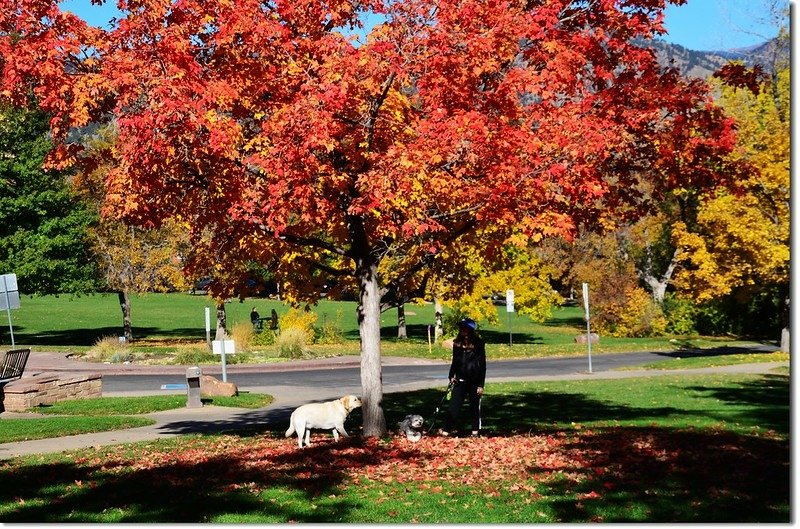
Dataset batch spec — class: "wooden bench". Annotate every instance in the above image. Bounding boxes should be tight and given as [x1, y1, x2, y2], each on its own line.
[0, 348, 31, 385]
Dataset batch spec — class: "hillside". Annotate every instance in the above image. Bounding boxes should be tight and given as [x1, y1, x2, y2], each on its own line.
[642, 37, 788, 79]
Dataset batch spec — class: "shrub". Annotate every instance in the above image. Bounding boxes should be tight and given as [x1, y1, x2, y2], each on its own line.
[442, 307, 473, 338]
[251, 328, 277, 346]
[174, 344, 215, 364]
[225, 349, 253, 364]
[662, 294, 698, 335]
[592, 284, 667, 337]
[280, 308, 317, 343]
[315, 311, 345, 344]
[276, 327, 311, 359]
[85, 335, 131, 362]
[229, 322, 254, 351]
[692, 291, 783, 338]
[109, 351, 134, 364]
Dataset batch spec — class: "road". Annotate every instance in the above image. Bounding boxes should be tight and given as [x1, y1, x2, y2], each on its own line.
[101, 351, 673, 395]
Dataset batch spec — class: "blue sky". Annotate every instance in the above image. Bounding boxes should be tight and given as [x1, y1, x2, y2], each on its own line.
[62, 0, 785, 51]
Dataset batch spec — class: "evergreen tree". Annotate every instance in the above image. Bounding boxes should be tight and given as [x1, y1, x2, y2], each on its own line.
[0, 105, 98, 294]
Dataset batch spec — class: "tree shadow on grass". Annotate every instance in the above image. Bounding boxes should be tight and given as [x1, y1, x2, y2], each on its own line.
[382, 373, 790, 438]
[655, 344, 781, 359]
[0, 431, 434, 523]
[9, 327, 208, 347]
[540, 315, 585, 329]
[683, 373, 789, 435]
[531, 427, 789, 522]
[0, 374, 788, 522]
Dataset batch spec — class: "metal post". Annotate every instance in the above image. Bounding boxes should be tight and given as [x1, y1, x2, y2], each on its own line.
[506, 289, 515, 347]
[212, 339, 234, 383]
[204, 307, 211, 349]
[586, 316, 593, 374]
[508, 309, 513, 347]
[582, 282, 593, 374]
[221, 348, 228, 382]
[3, 275, 14, 348]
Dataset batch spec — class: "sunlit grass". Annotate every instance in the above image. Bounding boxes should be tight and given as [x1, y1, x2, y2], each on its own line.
[0, 372, 788, 523]
[30, 392, 274, 416]
[0, 416, 154, 444]
[0, 393, 274, 443]
[8, 294, 771, 361]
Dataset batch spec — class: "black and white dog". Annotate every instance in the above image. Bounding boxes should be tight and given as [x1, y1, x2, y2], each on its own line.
[398, 414, 424, 442]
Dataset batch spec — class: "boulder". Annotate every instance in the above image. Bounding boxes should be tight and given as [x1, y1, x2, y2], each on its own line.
[441, 338, 454, 351]
[574, 333, 600, 345]
[200, 375, 238, 397]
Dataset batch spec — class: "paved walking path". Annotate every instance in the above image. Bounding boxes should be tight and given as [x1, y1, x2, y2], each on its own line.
[0, 351, 788, 460]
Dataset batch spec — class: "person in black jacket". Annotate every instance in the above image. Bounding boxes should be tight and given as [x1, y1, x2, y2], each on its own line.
[440, 317, 486, 437]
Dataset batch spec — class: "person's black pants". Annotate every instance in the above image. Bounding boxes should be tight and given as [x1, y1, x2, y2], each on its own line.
[443, 380, 481, 433]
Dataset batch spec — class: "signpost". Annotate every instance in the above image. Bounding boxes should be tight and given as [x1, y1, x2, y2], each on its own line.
[212, 339, 235, 382]
[204, 307, 211, 348]
[0, 274, 20, 348]
[582, 282, 593, 373]
[506, 289, 515, 346]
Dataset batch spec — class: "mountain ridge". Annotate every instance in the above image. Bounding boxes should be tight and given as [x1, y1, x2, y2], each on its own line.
[644, 37, 788, 79]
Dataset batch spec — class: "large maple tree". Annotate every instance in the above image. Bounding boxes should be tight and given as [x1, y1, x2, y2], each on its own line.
[1, 0, 739, 435]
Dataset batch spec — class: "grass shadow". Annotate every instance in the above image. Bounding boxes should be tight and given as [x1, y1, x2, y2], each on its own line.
[9, 327, 210, 347]
[0, 374, 788, 522]
[654, 345, 783, 359]
[533, 427, 789, 522]
[0, 432, 432, 522]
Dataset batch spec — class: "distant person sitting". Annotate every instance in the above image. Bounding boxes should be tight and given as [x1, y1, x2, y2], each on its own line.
[250, 307, 262, 330]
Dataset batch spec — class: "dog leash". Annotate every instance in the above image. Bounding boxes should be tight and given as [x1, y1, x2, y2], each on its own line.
[425, 380, 454, 434]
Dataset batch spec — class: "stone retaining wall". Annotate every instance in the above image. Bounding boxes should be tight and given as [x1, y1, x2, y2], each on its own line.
[1, 373, 102, 412]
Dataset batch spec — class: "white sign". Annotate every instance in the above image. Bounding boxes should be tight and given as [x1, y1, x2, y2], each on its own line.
[0, 290, 19, 311]
[212, 339, 236, 355]
[1, 273, 19, 347]
[506, 289, 515, 313]
[0, 274, 20, 310]
[0, 273, 18, 293]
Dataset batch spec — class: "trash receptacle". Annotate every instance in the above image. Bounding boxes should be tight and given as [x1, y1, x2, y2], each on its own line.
[186, 366, 203, 408]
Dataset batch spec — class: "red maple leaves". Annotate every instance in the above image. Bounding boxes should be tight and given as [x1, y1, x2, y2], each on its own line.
[0, 0, 747, 437]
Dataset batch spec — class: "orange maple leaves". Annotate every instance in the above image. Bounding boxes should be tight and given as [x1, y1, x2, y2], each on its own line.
[0, 0, 742, 311]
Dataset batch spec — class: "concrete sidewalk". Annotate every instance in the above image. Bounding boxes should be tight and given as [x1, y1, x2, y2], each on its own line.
[0, 352, 788, 460]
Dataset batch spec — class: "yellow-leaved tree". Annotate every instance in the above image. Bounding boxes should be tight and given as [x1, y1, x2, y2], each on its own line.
[672, 66, 789, 350]
[445, 242, 562, 329]
[74, 126, 191, 342]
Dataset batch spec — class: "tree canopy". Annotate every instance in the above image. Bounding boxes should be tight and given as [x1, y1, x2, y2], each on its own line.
[0, 104, 97, 294]
[0, 0, 742, 435]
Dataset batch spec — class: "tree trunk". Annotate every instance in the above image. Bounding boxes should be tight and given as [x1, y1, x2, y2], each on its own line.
[397, 303, 407, 339]
[434, 298, 443, 342]
[118, 290, 133, 342]
[639, 248, 679, 303]
[357, 259, 386, 437]
[215, 300, 228, 340]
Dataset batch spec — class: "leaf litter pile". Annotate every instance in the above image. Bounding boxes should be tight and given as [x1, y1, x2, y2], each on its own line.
[2, 427, 787, 522]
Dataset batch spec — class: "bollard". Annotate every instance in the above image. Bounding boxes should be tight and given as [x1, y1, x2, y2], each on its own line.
[186, 366, 203, 408]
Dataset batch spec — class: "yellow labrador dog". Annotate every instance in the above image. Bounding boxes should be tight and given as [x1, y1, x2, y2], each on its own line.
[285, 395, 362, 448]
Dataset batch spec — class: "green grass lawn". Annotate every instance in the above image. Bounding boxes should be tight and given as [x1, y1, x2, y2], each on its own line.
[0, 393, 274, 444]
[0, 416, 155, 444]
[0, 371, 788, 523]
[2, 293, 774, 362]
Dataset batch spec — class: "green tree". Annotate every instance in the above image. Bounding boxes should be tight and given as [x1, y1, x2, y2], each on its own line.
[0, 104, 97, 295]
